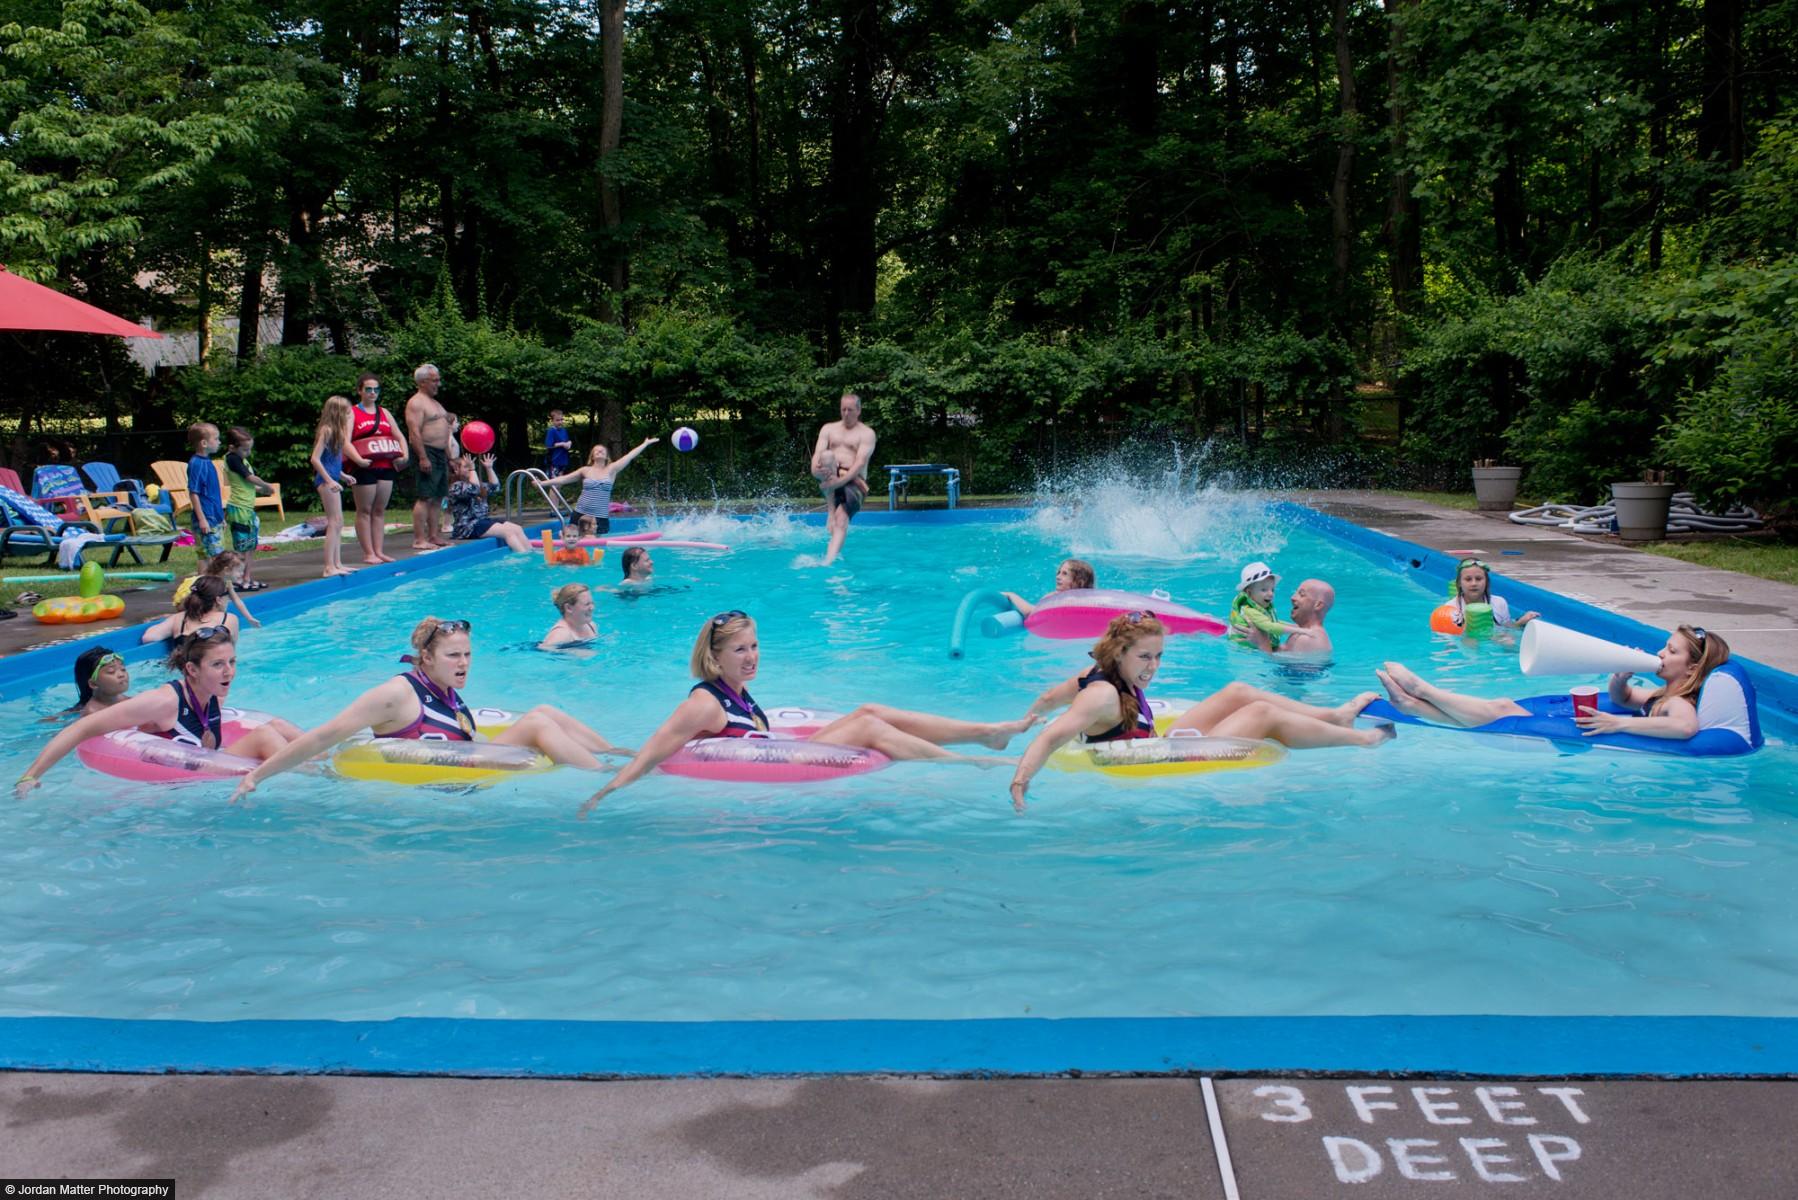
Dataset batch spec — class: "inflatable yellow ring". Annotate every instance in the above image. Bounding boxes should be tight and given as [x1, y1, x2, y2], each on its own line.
[1047, 699, 1288, 778]
[329, 709, 553, 786]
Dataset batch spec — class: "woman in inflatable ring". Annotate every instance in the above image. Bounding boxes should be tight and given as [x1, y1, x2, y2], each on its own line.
[578, 611, 1037, 815]
[1010, 613, 1393, 809]
[231, 617, 629, 800]
[1376, 624, 1750, 748]
[140, 576, 239, 645]
[15, 629, 301, 797]
[541, 583, 598, 649]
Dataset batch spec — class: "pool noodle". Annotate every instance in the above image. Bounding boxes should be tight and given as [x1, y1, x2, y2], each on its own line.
[577, 537, 728, 550]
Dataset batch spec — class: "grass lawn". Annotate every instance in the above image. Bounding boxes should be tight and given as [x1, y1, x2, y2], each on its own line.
[1379, 490, 1479, 511]
[1639, 538, 1798, 587]
[0, 513, 330, 608]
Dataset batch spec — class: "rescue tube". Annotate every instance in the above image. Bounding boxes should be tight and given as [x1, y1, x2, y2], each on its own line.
[76, 708, 274, 783]
[331, 708, 555, 785]
[1362, 662, 1763, 757]
[1025, 589, 1228, 640]
[1047, 697, 1287, 778]
[33, 595, 125, 625]
[658, 707, 891, 783]
[1430, 602, 1494, 637]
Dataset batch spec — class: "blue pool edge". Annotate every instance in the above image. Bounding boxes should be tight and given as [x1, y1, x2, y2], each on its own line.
[5, 500, 1796, 1079]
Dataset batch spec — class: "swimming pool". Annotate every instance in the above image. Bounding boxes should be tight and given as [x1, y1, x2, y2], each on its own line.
[1, 486, 1794, 1067]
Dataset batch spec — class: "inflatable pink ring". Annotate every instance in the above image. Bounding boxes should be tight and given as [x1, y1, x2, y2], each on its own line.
[75, 708, 274, 783]
[1024, 588, 1228, 640]
[657, 707, 891, 783]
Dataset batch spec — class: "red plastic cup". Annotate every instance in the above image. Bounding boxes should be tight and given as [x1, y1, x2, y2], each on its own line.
[1570, 686, 1600, 717]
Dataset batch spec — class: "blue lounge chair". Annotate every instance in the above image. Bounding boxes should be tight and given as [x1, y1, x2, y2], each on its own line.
[0, 485, 175, 567]
[81, 461, 151, 509]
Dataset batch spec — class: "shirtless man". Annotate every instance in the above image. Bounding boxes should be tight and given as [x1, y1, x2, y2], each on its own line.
[809, 392, 876, 566]
[406, 363, 453, 549]
[1278, 579, 1336, 655]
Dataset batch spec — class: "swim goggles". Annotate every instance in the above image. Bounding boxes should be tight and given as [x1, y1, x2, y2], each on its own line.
[711, 610, 749, 626]
[1457, 558, 1492, 574]
[88, 653, 123, 686]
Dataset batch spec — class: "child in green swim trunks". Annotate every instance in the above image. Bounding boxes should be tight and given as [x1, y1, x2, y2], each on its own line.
[1230, 561, 1303, 651]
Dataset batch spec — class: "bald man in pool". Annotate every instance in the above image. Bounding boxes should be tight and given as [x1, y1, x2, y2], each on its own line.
[1277, 579, 1335, 655]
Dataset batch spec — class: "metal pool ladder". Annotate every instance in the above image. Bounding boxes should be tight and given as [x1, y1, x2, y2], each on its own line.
[505, 468, 575, 528]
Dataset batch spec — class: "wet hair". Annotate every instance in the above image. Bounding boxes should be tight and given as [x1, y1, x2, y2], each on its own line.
[409, 615, 469, 658]
[185, 422, 218, 452]
[1649, 625, 1731, 714]
[1061, 559, 1096, 590]
[72, 644, 123, 708]
[576, 515, 597, 537]
[226, 426, 254, 450]
[552, 582, 590, 613]
[165, 625, 233, 674]
[316, 395, 354, 452]
[1088, 613, 1167, 733]
[182, 576, 230, 622]
[620, 546, 648, 578]
[690, 613, 754, 680]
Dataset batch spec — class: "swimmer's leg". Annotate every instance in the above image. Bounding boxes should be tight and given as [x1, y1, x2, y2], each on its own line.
[485, 521, 532, 552]
[1209, 701, 1394, 749]
[491, 711, 603, 770]
[838, 702, 1037, 750]
[230, 722, 297, 761]
[1379, 662, 1526, 728]
[1167, 682, 1376, 734]
[518, 704, 632, 756]
[810, 714, 1010, 767]
[821, 498, 848, 565]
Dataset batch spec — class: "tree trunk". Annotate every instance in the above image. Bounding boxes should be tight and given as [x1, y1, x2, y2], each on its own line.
[280, 199, 312, 346]
[740, 30, 766, 269]
[1327, 0, 1358, 439]
[1383, 0, 1422, 441]
[1698, 0, 1743, 168]
[824, 0, 882, 357]
[195, 231, 211, 368]
[236, 236, 265, 362]
[1492, 143, 1525, 286]
[598, 0, 628, 318]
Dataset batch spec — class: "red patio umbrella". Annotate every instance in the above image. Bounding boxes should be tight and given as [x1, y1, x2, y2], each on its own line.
[0, 265, 162, 338]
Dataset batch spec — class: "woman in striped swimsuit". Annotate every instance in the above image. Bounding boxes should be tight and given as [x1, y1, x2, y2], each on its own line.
[544, 436, 659, 534]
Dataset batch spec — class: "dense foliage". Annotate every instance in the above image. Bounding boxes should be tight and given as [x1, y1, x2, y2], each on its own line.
[2, 0, 1794, 507]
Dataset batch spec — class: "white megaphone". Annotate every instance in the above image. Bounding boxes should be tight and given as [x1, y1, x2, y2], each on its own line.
[1520, 621, 1662, 677]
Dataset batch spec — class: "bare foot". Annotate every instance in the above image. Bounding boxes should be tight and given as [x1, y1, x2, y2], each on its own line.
[411, 542, 434, 551]
[978, 714, 1041, 749]
[1382, 661, 1426, 693]
[1358, 720, 1397, 746]
[1374, 670, 1429, 718]
[362, 556, 385, 565]
[430, 538, 454, 548]
[1331, 691, 1380, 725]
[378, 553, 397, 563]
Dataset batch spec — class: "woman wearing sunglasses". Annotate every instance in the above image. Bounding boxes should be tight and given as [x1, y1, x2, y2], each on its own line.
[578, 610, 1037, 814]
[231, 616, 627, 800]
[1376, 624, 1753, 747]
[15, 628, 302, 797]
[1009, 612, 1392, 808]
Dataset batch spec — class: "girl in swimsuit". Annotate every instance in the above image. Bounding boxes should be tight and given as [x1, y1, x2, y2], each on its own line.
[543, 437, 659, 534]
[578, 611, 1038, 814]
[1376, 625, 1740, 743]
[1009, 613, 1392, 808]
[140, 576, 240, 645]
[41, 645, 131, 722]
[15, 629, 301, 797]
[311, 395, 369, 578]
[231, 617, 631, 801]
[541, 583, 598, 648]
[1002, 558, 1095, 618]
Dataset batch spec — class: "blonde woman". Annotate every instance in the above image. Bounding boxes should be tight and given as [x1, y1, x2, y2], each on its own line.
[231, 617, 629, 802]
[541, 583, 598, 648]
[1376, 624, 1750, 747]
[544, 437, 659, 534]
[310, 395, 370, 577]
[578, 611, 1036, 814]
[1010, 612, 1389, 808]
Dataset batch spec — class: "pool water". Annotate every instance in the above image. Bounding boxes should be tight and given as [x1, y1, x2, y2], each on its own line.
[2, 486, 1795, 1024]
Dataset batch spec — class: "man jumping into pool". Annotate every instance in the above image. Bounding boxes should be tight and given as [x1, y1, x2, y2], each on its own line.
[810, 392, 875, 566]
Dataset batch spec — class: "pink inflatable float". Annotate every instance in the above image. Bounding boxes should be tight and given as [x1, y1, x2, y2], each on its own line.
[1025, 589, 1228, 640]
[657, 707, 891, 783]
[75, 709, 275, 783]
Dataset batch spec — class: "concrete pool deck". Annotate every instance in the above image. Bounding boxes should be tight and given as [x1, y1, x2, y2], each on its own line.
[4, 491, 1795, 1196]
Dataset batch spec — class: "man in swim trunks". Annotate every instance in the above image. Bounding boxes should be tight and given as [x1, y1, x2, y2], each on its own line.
[810, 391, 876, 566]
[1278, 578, 1335, 655]
[406, 363, 454, 550]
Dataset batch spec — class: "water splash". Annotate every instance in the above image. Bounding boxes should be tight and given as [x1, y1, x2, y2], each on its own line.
[649, 501, 813, 547]
[1023, 445, 1289, 563]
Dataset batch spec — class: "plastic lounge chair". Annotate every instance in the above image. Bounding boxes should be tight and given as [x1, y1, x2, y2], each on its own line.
[213, 459, 285, 524]
[0, 484, 175, 567]
[82, 461, 150, 509]
[77, 490, 140, 535]
[149, 461, 193, 517]
[30, 464, 88, 521]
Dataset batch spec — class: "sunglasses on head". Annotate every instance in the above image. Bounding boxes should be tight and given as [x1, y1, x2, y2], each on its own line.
[425, 619, 472, 647]
[711, 610, 748, 627]
[187, 625, 229, 642]
[1690, 626, 1708, 651]
[1123, 610, 1156, 624]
